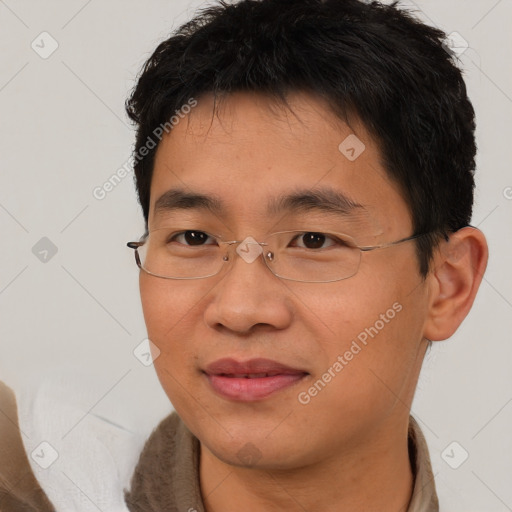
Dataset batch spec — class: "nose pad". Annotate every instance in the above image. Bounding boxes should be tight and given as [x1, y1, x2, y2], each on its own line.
[235, 236, 264, 264]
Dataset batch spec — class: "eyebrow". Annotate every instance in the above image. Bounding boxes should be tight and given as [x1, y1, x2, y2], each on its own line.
[267, 187, 366, 216]
[153, 187, 366, 219]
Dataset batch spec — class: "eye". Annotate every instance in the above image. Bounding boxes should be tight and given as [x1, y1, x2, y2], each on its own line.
[291, 232, 338, 250]
[168, 230, 217, 246]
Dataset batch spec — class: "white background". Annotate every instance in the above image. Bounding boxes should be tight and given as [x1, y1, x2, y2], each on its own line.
[0, 0, 511, 510]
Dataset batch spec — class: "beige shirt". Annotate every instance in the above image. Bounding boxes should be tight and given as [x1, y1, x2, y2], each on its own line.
[0, 380, 438, 511]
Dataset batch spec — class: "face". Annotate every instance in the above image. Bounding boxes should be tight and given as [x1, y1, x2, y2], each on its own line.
[139, 91, 431, 469]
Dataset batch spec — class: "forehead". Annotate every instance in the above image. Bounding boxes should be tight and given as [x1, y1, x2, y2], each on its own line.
[149, 91, 411, 236]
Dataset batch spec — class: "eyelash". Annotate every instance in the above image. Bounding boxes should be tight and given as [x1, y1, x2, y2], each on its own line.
[169, 231, 216, 245]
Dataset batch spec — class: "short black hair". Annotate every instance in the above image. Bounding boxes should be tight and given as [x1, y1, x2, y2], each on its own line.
[126, 0, 476, 276]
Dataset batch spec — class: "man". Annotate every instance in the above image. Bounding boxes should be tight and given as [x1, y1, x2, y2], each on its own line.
[122, 0, 487, 511]
[0, 0, 488, 511]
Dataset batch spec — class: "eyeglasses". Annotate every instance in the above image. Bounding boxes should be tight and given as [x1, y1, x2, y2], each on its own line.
[127, 228, 430, 283]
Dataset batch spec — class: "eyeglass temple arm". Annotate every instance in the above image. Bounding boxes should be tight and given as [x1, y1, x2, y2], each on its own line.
[127, 242, 144, 249]
[126, 240, 269, 250]
[357, 232, 446, 252]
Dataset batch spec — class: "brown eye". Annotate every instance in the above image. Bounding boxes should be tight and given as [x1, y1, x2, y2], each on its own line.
[171, 231, 215, 246]
[301, 232, 326, 249]
[289, 232, 349, 250]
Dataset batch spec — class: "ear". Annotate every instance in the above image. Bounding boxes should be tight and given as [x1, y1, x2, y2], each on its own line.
[423, 226, 488, 341]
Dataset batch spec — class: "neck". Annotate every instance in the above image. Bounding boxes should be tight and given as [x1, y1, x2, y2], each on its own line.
[199, 416, 415, 512]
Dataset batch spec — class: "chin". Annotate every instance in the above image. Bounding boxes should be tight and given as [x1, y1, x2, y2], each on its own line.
[203, 435, 308, 471]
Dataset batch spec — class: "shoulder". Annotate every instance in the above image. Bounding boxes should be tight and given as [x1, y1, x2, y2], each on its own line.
[0, 380, 55, 511]
[126, 411, 185, 487]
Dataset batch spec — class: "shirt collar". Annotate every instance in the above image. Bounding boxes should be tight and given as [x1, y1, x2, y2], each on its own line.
[407, 415, 439, 511]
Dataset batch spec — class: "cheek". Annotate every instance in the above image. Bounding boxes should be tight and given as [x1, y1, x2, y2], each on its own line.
[140, 275, 203, 407]
[140, 275, 168, 343]
[140, 274, 198, 338]
[139, 275, 203, 374]
[298, 269, 426, 412]
[296, 273, 401, 346]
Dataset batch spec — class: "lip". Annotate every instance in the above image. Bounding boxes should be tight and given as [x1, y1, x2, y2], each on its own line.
[203, 358, 309, 402]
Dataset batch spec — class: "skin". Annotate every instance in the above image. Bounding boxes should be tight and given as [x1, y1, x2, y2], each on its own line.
[138, 91, 488, 511]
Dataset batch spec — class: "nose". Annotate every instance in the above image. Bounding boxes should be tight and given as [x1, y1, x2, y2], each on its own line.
[203, 239, 294, 334]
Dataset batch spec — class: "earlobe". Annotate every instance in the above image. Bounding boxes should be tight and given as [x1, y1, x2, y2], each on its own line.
[423, 227, 488, 341]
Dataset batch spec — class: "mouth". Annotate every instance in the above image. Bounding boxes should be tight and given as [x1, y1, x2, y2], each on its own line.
[203, 358, 309, 402]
